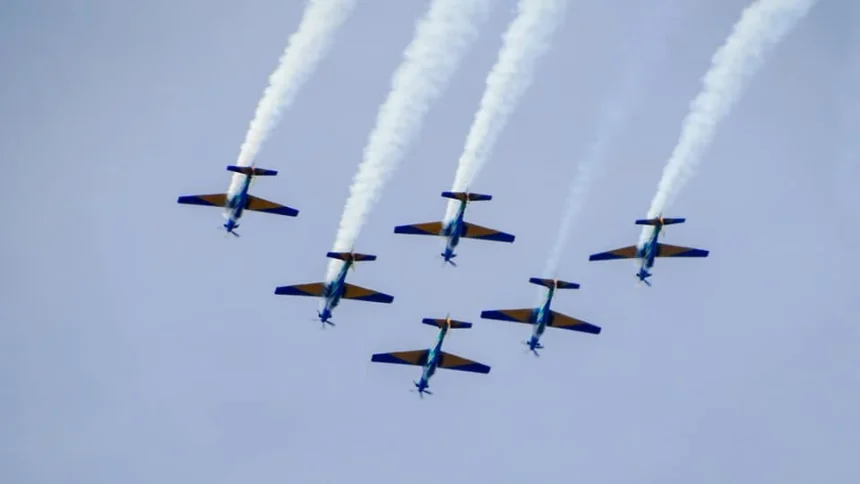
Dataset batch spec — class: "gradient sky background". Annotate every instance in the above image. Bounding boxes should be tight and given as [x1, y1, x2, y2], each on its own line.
[3, 0, 859, 483]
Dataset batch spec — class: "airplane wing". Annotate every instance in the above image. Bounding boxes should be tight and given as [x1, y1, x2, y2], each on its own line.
[342, 283, 394, 303]
[393, 221, 444, 236]
[656, 243, 709, 258]
[548, 311, 602, 335]
[588, 245, 639, 261]
[371, 349, 430, 367]
[176, 193, 228, 207]
[438, 352, 491, 374]
[461, 222, 515, 242]
[245, 195, 299, 217]
[480, 308, 535, 324]
[273, 282, 325, 297]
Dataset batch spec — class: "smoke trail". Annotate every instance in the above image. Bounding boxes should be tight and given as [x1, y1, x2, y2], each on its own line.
[541, 0, 685, 278]
[639, 0, 818, 246]
[541, 100, 626, 278]
[227, 0, 356, 196]
[327, 0, 490, 281]
[444, 0, 566, 222]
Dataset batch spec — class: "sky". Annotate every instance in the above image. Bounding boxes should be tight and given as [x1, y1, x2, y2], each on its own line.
[2, 0, 859, 483]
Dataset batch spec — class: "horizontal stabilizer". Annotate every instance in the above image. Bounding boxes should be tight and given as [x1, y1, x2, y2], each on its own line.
[635, 216, 685, 226]
[422, 318, 472, 329]
[326, 252, 377, 262]
[177, 193, 228, 208]
[226, 165, 278, 176]
[441, 191, 492, 202]
[244, 195, 299, 217]
[528, 277, 580, 290]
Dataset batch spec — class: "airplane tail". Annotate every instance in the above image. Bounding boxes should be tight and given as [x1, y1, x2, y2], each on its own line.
[528, 277, 580, 290]
[226, 165, 278, 177]
[326, 251, 377, 263]
[422, 317, 472, 329]
[635, 216, 685, 226]
[441, 191, 492, 202]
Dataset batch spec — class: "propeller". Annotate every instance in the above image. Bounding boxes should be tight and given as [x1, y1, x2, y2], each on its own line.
[521, 340, 541, 357]
[440, 253, 457, 267]
[410, 381, 432, 398]
[220, 226, 241, 238]
[312, 312, 336, 328]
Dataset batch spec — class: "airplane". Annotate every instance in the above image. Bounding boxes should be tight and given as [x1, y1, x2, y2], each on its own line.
[588, 215, 709, 286]
[393, 191, 515, 266]
[273, 251, 394, 326]
[177, 164, 299, 237]
[370, 316, 491, 397]
[480, 277, 601, 356]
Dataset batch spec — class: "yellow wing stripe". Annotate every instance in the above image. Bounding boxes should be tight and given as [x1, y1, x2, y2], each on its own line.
[245, 196, 281, 211]
[480, 308, 534, 324]
[273, 282, 326, 297]
[371, 349, 429, 367]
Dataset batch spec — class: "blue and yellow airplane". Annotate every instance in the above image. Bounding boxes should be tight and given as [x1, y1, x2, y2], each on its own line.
[371, 316, 491, 397]
[480, 277, 601, 355]
[273, 251, 394, 326]
[177, 164, 299, 237]
[588, 215, 709, 286]
[393, 191, 515, 266]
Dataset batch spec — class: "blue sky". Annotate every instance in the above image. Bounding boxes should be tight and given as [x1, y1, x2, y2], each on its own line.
[3, 0, 858, 483]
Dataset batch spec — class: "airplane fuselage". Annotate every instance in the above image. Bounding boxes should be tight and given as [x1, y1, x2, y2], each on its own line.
[318, 260, 353, 322]
[223, 175, 253, 234]
[441, 202, 467, 262]
[636, 225, 663, 281]
[417, 326, 448, 393]
[527, 288, 555, 350]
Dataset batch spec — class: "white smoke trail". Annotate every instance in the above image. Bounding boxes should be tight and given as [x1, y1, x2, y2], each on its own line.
[541, 0, 684, 278]
[327, 0, 490, 281]
[541, 100, 626, 279]
[639, 0, 818, 246]
[444, 0, 566, 222]
[227, 0, 356, 196]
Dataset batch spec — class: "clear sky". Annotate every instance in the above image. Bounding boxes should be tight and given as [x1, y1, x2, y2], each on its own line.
[3, 1, 858, 483]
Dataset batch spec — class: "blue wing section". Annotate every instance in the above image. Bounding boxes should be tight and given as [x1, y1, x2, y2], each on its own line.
[549, 311, 602, 335]
[393, 222, 444, 236]
[341, 283, 394, 303]
[438, 352, 491, 374]
[274, 282, 325, 297]
[244, 195, 299, 217]
[461, 222, 515, 242]
[588, 245, 639, 261]
[655, 243, 709, 258]
[371, 350, 429, 367]
[177, 193, 228, 207]
[480, 309, 535, 324]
